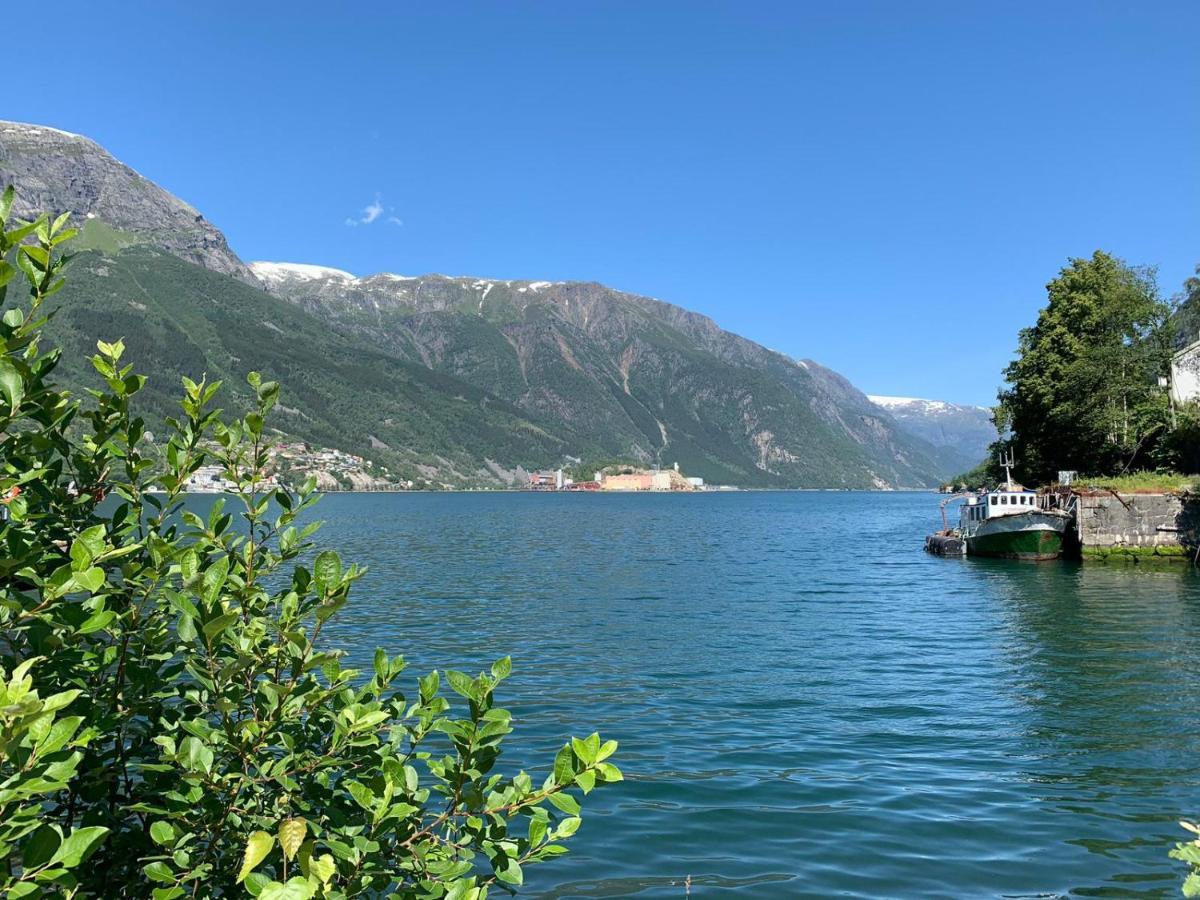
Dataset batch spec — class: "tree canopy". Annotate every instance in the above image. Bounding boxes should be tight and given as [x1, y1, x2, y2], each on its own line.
[997, 250, 1175, 484]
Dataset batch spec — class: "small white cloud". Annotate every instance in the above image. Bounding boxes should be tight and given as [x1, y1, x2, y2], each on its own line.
[345, 194, 403, 227]
[362, 197, 383, 224]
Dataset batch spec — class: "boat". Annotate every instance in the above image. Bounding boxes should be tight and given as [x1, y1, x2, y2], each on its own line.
[957, 455, 1071, 560]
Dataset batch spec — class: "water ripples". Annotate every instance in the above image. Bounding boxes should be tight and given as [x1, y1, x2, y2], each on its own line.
[302, 491, 1200, 897]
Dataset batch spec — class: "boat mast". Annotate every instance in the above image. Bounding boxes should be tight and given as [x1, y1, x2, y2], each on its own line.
[999, 450, 1015, 491]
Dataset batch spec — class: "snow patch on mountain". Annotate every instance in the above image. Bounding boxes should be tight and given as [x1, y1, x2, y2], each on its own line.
[250, 261, 357, 283]
[868, 395, 987, 414]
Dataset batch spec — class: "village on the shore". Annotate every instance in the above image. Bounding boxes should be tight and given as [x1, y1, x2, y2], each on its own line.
[524, 462, 736, 492]
[180, 438, 736, 494]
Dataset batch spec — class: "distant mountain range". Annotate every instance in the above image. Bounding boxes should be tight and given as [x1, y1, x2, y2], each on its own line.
[0, 120, 982, 488]
[867, 396, 996, 475]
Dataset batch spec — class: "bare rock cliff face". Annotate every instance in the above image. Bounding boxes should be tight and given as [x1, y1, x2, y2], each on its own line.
[0, 121, 256, 285]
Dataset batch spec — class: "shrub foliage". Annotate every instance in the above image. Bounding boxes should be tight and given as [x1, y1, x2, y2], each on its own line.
[0, 188, 619, 898]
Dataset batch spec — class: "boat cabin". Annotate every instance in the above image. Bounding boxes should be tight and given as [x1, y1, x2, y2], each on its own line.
[960, 485, 1040, 531]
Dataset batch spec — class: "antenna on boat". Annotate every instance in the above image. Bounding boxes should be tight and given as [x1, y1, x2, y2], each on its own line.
[999, 449, 1015, 491]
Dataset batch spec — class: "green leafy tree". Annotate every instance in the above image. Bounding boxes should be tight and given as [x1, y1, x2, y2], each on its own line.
[997, 250, 1175, 483]
[1170, 263, 1200, 349]
[0, 186, 620, 898]
[1172, 821, 1200, 897]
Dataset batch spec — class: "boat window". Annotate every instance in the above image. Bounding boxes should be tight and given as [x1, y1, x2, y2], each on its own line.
[1001, 496, 1007, 505]
[990, 496, 997, 506]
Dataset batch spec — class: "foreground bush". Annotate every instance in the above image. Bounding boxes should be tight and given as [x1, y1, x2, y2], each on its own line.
[0, 187, 620, 898]
[1174, 822, 1200, 897]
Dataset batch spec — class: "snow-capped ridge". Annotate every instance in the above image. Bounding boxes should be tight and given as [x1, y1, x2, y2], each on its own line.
[868, 395, 987, 413]
[250, 261, 357, 283]
[0, 121, 84, 141]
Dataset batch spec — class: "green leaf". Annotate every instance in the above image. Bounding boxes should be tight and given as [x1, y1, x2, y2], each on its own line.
[78, 609, 116, 634]
[546, 791, 580, 815]
[72, 566, 106, 594]
[200, 556, 229, 604]
[143, 861, 175, 883]
[571, 736, 596, 766]
[0, 357, 25, 415]
[495, 857, 523, 886]
[419, 671, 440, 702]
[278, 818, 307, 861]
[259, 877, 317, 900]
[446, 670, 477, 702]
[35, 715, 83, 756]
[346, 780, 376, 811]
[49, 826, 108, 868]
[596, 762, 623, 782]
[313, 550, 341, 593]
[491, 656, 512, 680]
[22, 823, 62, 868]
[238, 830, 276, 883]
[308, 853, 336, 885]
[178, 736, 214, 774]
[528, 817, 547, 847]
[555, 816, 582, 838]
[150, 821, 177, 847]
[373, 648, 387, 680]
[202, 612, 239, 640]
[552, 743, 576, 785]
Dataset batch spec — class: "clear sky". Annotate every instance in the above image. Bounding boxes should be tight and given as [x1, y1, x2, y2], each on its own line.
[7, 1, 1198, 405]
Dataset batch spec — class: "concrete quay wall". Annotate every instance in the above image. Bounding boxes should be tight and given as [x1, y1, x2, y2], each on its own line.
[1073, 491, 1200, 561]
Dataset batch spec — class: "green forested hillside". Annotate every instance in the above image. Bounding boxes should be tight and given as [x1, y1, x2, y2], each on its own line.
[254, 267, 951, 487]
[44, 249, 575, 486]
[40, 247, 950, 488]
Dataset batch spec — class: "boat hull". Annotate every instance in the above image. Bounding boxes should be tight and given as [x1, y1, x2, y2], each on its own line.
[965, 512, 1068, 561]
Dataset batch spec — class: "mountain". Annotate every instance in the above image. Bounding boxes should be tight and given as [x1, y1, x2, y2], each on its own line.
[250, 263, 949, 488]
[1, 119, 953, 489]
[0, 121, 255, 283]
[867, 396, 996, 473]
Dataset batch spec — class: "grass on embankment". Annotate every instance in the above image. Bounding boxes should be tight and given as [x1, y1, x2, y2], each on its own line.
[1075, 471, 1200, 494]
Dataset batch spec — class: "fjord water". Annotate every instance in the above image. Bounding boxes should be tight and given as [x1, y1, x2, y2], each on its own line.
[311, 491, 1200, 898]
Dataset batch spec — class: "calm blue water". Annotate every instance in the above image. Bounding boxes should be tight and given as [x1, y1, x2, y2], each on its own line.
[303, 491, 1200, 897]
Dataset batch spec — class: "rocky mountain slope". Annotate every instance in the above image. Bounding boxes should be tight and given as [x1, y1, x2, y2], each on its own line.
[0, 121, 255, 283]
[252, 263, 948, 487]
[1, 119, 957, 488]
[868, 396, 996, 473]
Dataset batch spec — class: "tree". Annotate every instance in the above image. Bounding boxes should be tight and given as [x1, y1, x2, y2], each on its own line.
[0, 186, 620, 898]
[996, 250, 1175, 483]
[1170, 263, 1200, 349]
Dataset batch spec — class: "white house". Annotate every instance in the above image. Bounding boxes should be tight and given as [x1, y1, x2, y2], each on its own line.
[1170, 337, 1200, 406]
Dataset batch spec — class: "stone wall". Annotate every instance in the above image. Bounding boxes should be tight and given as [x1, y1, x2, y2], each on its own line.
[1073, 491, 1200, 560]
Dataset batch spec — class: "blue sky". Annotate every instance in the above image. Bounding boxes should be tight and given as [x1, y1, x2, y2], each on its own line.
[8, 1, 1198, 405]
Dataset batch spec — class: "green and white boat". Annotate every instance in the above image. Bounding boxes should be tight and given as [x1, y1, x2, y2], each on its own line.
[957, 459, 1070, 560]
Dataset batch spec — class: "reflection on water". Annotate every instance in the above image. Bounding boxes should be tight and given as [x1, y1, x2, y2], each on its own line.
[188, 491, 1200, 897]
